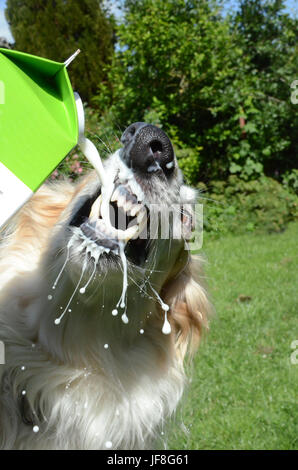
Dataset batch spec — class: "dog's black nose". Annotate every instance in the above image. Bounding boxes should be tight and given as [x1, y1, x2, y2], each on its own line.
[120, 122, 175, 176]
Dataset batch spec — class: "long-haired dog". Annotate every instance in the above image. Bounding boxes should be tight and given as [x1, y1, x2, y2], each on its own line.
[0, 123, 210, 449]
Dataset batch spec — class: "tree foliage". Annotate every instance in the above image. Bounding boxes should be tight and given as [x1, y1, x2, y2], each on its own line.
[232, 0, 298, 178]
[95, 0, 298, 183]
[6, 0, 297, 184]
[5, 0, 115, 103]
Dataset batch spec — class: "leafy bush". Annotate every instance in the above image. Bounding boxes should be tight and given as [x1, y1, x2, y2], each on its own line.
[94, 0, 298, 183]
[50, 106, 121, 181]
[282, 169, 298, 195]
[51, 117, 298, 239]
[202, 175, 298, 236]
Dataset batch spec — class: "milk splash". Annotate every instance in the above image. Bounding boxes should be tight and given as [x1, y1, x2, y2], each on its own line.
[74, 96, 136, 324]
[51, 227, 131, 325]
[52, 239, 73, 290]
[51, 94, 168, 335]
[54, 254, 88, 325]
[150, 286, 171, 335]
[75, 92, 118, 236]
[117, 242, 130, 324]
[79, 258, 97, 294]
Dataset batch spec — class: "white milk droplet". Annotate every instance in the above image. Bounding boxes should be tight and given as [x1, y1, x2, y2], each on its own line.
[140, 329, 144, 334]
[79, 287, 86, 294]
[162, 311, 171, 335]
[150, 286, 171, 334]
[105, 441, 112, 449]
[33, 425, 39, 433]
[112, 309, 118, 316]
[104, 344, 109, 349]
[47, 295, 52, 300]
[121, 313, 129, 324]
[21, 366, 26, 371]
[21, 390, 26, 396]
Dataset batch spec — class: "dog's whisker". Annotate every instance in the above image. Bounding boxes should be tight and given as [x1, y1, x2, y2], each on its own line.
[127, 273, 154, 303]
[197, 195, 225, 205]
[95, 135, 113, 154]
[83, 274, 105, 306]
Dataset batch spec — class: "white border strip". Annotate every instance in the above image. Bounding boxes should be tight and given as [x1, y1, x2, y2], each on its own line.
[0, 161, 33, 228]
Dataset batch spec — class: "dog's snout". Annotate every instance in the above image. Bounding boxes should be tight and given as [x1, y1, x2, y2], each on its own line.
[120, 122, 175, 176]
[121, 122, 145, 146]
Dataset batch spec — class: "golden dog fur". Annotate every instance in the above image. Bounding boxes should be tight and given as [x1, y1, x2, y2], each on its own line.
[0, 164, 211, 449]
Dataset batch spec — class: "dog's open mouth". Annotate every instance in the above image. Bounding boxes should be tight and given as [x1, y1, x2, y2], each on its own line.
[69, 178, 150, 266]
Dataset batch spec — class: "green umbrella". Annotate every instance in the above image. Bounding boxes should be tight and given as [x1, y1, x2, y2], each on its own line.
[0, 48, 80, 228]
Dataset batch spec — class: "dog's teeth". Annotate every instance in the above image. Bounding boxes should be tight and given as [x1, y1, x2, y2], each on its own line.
[114, 225, 139, 241]
[116, 195, 127, 209]
[126, 180, 144, 203]
[94, 219, 104, 232]
[96, 218, 138, 242]
[123, 199, 133, 213]
[136, 207, 147, 234]
[89, 195, 102, 220]
[111, 188, 119, 203]
[130, 204, 141, 217]
[123, 225, 139, 241]
[137, 207, 147, 224]
[95, 220, 113, 239]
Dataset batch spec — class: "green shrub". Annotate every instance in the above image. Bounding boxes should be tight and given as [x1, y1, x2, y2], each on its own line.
[50, 106, 121, 181]
[94, 0, 298, 183]
[50, 111, 297, 240]
[282, 169, 298, 195]
[175, 146, 202, 186]
[201, 175, 298, 236]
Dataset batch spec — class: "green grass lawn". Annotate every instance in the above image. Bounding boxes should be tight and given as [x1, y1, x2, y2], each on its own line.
[168, 222, 298, 450]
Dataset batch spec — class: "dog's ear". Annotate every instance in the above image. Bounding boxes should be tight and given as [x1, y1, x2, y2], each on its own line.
[163, 255, 212, 362]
